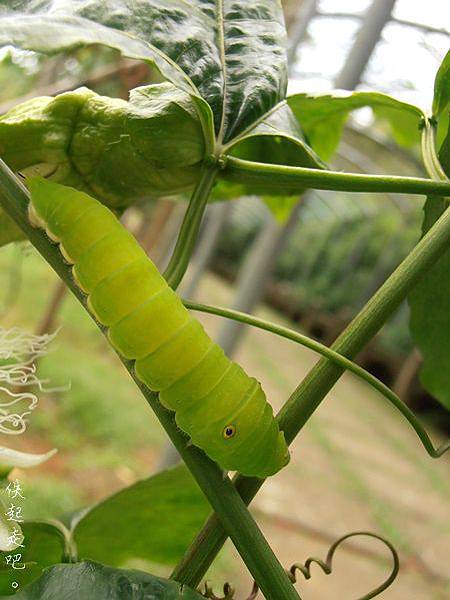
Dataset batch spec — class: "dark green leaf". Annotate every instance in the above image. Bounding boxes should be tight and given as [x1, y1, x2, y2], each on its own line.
[72, 465, 210, 567]
[0, 0, 288, 145]
[0, 561, 203, 599]
[167, 0, 289, 143]
[408, 125, 450, 410]
[0, 521, 66, 595]
[287, 91, 424, 161]
[433, 50, 450, 118]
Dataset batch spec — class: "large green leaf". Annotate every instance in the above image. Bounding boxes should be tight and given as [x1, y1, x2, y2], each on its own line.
[0, 466, 210, 592]
[408, 125, 450, 410]
[0, 521, 67, 595]
[0, 0, 289, 145]
[0, 0, 327, 216]
[0, 561, 203, 599]
[72, 465, 210, 567]
[287, 91, 425, 161]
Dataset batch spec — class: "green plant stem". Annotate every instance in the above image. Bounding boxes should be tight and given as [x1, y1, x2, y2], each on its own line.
[163, 163, 218, 289]
[184, 300, 449, 458]
[221, 156, 450, 196]
[173, 203, 450, 587]
[421, 118, 448, 181]
[0, 160, 299, 600]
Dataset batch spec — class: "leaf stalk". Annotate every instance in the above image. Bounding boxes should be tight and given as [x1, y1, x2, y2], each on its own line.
[221, 156, 450, 196]
[164, 163, 219, 289]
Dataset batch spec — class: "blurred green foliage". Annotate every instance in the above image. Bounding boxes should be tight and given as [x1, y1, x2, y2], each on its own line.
[214, 190, 422, 355]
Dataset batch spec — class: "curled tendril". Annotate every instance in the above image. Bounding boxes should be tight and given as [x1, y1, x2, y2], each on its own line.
[0, 359, 69, 393]
[0, 387, 35, 434]
[289, 531, 399, 600]
[0, 326, 63, 435]
[0, 326, 57, 362]
[202, 581, 258, 600]
[0, 412, 30, 434]
[202, 581, 235, 600]
[244, 532, 399, 600]
[0, 387, 38, 410]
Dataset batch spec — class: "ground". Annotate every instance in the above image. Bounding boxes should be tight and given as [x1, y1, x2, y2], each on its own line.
[0, 246, 449, 598]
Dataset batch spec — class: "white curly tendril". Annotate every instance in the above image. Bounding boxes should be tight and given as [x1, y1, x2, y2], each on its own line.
[0, 327, 61, 435]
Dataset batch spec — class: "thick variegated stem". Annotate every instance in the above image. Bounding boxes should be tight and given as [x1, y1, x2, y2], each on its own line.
[172, 204, 450, 587]
[221, 156, 450, 196]
[0, 160, 299, 600]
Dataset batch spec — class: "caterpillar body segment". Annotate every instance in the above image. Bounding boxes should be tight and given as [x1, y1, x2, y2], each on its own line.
[87, 258, 166, 327]
[134, 320, 212, 392]
[109, 288, 191, 360]
[159, 344, 230, 410]
[28, 178, 290, 477]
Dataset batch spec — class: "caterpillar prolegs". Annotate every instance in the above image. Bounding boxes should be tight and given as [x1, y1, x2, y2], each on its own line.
[28, 178, 289, 477]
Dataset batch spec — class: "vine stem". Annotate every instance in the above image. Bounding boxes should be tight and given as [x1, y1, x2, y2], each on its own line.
[163, 163, 219, 289]
[220, 156, 450, 196]
[184, 300, 449, 458]
[421, 118, 448, 181]
[172, 202, 450, 587]
[0, 160, 299, 600]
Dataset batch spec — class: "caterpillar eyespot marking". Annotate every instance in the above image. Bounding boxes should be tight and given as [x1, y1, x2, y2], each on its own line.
[223, 425, 236, 439]
[27, 177, 290, 477]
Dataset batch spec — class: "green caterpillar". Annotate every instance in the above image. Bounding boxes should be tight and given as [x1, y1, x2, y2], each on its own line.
[28, 178, 289, 477]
